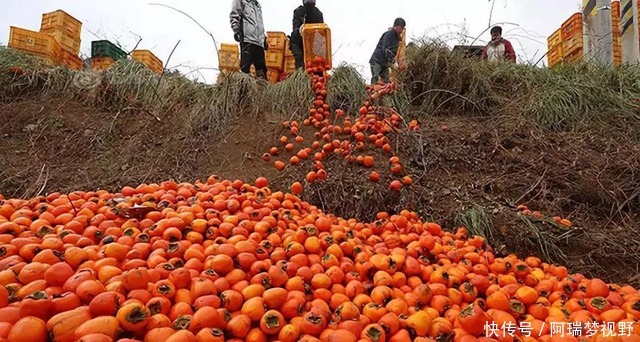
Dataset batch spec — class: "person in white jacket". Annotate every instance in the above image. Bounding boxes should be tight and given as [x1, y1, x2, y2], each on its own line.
[230, 0, 268, 79]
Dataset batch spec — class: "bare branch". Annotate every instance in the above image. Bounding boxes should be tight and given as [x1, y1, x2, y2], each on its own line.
[148, 3, 221, 69]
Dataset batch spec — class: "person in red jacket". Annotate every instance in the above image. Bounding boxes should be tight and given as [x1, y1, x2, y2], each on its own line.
[481, 26, 516, 63]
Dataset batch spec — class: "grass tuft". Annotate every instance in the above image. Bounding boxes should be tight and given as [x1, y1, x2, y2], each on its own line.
[0, 47, 314, 137]
[262, 70, 315, 121]
[326, 63, 368, 115]
[397, 39, 640, 137]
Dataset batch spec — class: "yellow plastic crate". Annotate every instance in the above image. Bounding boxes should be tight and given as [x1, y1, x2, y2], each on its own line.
[265, 49, 285, 71]
[267, 32, 287, 51]
[44, 29, 80, 55]
[547, 28, 562, 49]
[59, 49, 83, 70]
[8, 26, 60, 63]
[267, 68, 280, 84]
[221, 43, 238, 52]
[547, 44, 563, 68]
[40, 9, 82, 39]
[285, 38, 293, 57]
[219, 45, 240, 71]
[301, 23, 332, 70]
[92, 57, 114, 70]
[284, 55, 296, 74]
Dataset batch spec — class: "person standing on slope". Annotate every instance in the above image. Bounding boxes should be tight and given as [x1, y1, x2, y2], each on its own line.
[481, 26, 516, 63]
[230, 0, 269, 79]
[290, 0, 325, 70]
[369, 18, 406, 85]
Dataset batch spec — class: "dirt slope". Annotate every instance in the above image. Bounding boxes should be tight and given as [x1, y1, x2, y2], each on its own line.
[1, 96, 640, 285]
[0, 98, 281, 197]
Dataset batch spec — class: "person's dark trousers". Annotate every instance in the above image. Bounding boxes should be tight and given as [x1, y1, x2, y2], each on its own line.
[290, 43, 305, 69]
[240, 41, 267, 79]
[370, 63, 390, 84]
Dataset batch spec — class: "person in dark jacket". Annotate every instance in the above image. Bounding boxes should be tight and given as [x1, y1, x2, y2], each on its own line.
[230, 0, 269, 79]
[369, 18, 406, 85]
[290, 0, 324, 69]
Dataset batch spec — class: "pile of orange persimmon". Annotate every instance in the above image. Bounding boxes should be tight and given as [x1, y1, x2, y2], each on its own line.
[515, 205, 573, 229]
[264, 59, 419, 192]
[0, 177, 639, 342]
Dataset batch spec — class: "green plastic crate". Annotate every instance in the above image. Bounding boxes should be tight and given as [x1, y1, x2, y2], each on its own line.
[91, 40, 127, 60]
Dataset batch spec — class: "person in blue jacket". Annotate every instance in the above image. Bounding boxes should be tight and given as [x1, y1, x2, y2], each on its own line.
[369, 18, 406, 84]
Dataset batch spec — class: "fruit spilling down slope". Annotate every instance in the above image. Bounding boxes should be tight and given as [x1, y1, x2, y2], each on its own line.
[1, 177, 640, 342]
[1, 61, 640, 342]
[265, 58, 419, 193]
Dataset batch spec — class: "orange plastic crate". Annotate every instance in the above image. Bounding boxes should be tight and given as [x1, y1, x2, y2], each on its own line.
[267, 68, 280, 84]
[547, 28, 563, 49]
[8, 26, 60, 63]
[561, 13, 583, 41]
[265, 49, 285, 72]
[301, 23, 332, 70]
[611, 1, 622, 54]
[219, 43, 240, 71]
[59, 50, 83, 70]
[44, 29, 80, 55]
[564, 48, 583, 63]
[40, 10, 82, 39]
[92, 57, 114, 70]
[131, 50, 163, 74]
[563, 36, 583, 58]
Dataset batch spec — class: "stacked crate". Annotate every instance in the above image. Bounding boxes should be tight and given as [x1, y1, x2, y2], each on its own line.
[547, 28, 564, 68]
[91, 40, 127, 71]
[40, 10, 82, 70]
[8, 26, 60, 64]
[266, 31, 286, 81]
[218, 43, 240, 74]
[612, 0, 622, 66]
[284, 57, 296, 75]
[561, 12, 584, 63]
[131, 50, 163, 74]
[283, 37, 296, 76]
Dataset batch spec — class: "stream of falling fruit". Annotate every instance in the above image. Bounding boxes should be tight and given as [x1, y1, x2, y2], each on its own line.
[264, 60, 420, 194]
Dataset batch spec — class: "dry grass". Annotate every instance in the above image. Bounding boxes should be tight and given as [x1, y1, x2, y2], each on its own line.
[262, 70, 315, 122]
[397, 38, 640, 138]
[0, 47, 314, 137]
[326, 63, 368, 115]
